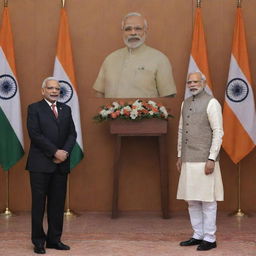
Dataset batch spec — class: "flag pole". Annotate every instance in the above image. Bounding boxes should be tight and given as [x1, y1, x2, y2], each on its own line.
[64, 176, 76, 216]
[4, 0, 8, 7]
[233, 162, 245, 216]
[0, 171, 13, 217]
[197, 0, 201, 8]
[59, 0, 73, 217]
[229, 162, 245, 217]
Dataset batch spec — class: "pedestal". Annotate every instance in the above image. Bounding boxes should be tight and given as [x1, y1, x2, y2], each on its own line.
[110, 119, 170, 219]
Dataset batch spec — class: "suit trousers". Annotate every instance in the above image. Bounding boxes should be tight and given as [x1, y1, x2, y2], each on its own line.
[188, 200, 217, 243]
[29, 170, 68, 247]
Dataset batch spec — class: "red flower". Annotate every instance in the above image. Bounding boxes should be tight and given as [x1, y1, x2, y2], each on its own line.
[111, 112, 118, 119]
[123, 109, 130, 116]
[144, 103, 151, 109]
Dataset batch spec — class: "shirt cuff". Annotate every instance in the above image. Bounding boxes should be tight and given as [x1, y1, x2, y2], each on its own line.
[208, 154, 216, 161]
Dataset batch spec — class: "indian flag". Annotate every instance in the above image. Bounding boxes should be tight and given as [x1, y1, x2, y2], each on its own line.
[222, 7, 256, 164]
[53, 7, 84, 169]
[185, 6, 212, 99]
[0, 7, 24, 171]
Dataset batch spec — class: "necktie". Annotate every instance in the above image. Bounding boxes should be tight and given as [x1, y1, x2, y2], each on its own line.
[51, 103, 58, 118]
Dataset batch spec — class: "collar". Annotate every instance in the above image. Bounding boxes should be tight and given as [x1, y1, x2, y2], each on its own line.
[44, 99, 57, 107]
[192, 89, 207, 100]
[125, 43, 147, 55]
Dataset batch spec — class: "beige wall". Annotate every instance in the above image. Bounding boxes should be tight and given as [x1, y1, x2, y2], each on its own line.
[1, 0, 256, 213]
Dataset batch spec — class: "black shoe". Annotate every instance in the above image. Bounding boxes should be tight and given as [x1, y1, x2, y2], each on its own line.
[180, 238, 203, 246]
[46, 241, 70, 250]
[33, 246, 45, 254]
[197, 240, 217, 251]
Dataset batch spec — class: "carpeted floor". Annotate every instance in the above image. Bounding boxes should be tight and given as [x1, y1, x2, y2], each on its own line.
[0, 211, 255, 255]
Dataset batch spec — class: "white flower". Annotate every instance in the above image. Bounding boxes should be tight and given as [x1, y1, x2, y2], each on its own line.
[112, 102, 120, 109]
[130, 109, 138, 119]
[107, 108, 114, 114]
[124, 106, 132, 111]
[96, 99, 170, 122]
[100, 109, 109, 117]
[120, 106, 131, 115]
[133, 99, 142, 106]
[160, 106, 168, 118]
[148, 100, 157, 107]
[101, 107, 114, 117]
[132, 101, 144, 111]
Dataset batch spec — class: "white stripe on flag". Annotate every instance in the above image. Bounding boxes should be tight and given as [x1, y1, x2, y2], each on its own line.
[225, 55, 256, 144]
[0, 47, 23, 147]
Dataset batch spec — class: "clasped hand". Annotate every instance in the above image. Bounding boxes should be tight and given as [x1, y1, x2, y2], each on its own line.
[53, 149, 68, 163]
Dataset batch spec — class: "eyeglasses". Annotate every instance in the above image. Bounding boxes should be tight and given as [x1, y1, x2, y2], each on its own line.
[186, 80, 202, 85]
[123, 26, 144, 32]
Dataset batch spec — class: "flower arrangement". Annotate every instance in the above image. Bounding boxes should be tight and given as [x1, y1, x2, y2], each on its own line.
[93, 99, 172, 122]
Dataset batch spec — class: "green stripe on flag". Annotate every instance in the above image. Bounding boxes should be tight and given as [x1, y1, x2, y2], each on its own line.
[70, 142, 84, 169]
[0, 107, 24, 171]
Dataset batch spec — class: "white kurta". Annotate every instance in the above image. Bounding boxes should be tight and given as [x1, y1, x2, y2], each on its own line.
[176, 98, 224, 202]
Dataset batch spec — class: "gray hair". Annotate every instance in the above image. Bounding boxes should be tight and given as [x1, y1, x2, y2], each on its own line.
[121, 12, 148, 30]
[187, 72, 206, 81]
[41, 77, 59, 88]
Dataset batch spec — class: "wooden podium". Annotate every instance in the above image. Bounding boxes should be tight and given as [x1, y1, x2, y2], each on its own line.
[110, 119, 170, 219]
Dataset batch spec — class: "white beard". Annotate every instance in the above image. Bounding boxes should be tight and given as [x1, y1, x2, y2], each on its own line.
[123, 34, 146, 49]
[190, 87, 204, 96]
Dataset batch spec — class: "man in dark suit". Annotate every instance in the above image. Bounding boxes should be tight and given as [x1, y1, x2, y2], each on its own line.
[26, 77, 77, 254]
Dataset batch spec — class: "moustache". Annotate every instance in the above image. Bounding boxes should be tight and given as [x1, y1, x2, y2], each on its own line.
[127, 35, 142, 42]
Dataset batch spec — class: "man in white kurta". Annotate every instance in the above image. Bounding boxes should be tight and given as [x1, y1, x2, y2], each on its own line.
[176, 72, 224, 251]
[93, 12, 176, 98]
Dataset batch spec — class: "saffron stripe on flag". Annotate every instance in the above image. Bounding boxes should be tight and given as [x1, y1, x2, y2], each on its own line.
[185, 7, 212, 99]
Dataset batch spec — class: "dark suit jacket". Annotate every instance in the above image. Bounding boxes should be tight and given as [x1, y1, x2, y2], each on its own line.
[26, 99, 77, 173]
